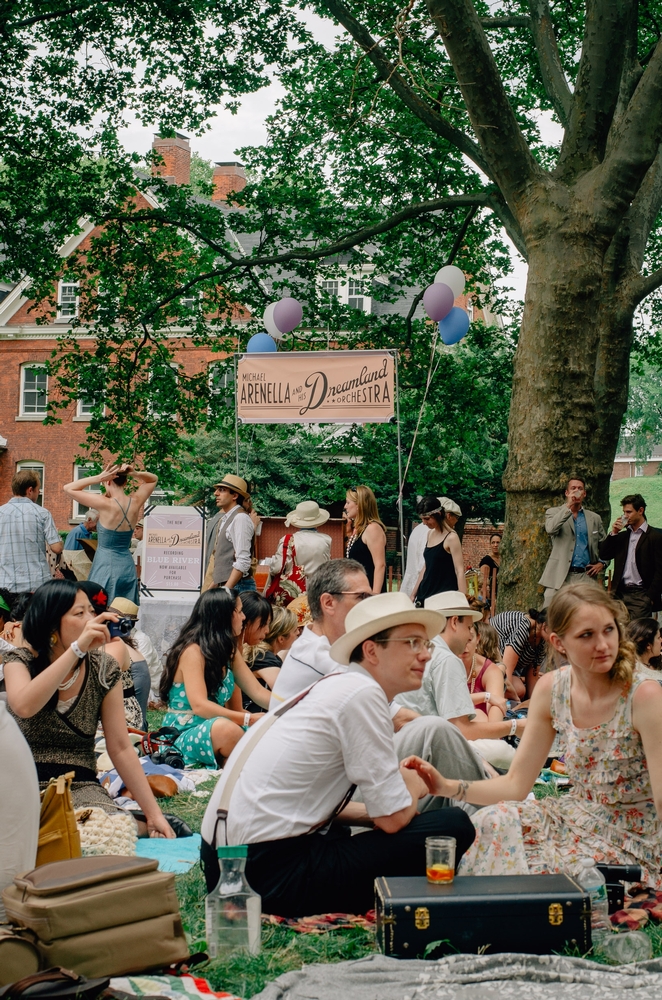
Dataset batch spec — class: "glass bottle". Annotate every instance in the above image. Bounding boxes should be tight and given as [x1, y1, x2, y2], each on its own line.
[205, 845, 261, 957]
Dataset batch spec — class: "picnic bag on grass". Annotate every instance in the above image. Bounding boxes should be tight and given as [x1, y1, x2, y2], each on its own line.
[2, 855, 189, 977]
[265, 534, 306, 606]
[0, 926, 40, 987]
[36, 773, 82, 868]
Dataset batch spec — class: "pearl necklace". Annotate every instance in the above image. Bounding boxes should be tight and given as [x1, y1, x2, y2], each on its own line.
[59, 664, 81, 691]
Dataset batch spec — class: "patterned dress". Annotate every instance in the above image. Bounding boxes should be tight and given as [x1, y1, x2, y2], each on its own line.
[162, 671, 235, 767]
[459, 665, 662, 886]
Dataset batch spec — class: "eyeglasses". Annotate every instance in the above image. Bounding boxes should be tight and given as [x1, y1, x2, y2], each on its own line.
[328, 591, 373, 601]
[374, 637, 435, 653]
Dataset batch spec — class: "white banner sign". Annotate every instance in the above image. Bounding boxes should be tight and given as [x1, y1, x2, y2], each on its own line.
[143, 506, 204, 592]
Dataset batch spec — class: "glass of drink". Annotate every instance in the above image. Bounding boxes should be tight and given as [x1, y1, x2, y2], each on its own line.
[426, 836, 456, 883]
[254, 562, 270, 594]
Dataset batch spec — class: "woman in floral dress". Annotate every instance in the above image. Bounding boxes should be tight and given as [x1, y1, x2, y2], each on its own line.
[404, 582, 662, 886]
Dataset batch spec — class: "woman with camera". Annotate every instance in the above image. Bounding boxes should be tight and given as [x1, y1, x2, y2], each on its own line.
[63, 462, 157, 605]
[3, 580, 174, 837]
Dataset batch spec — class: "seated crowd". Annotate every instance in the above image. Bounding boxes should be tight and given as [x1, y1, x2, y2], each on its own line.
[1, 558, 661, 920]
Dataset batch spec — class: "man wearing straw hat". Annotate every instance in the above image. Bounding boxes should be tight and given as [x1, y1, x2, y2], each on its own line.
[201, 592, 475, 916]
[206, 474, 256, 593]
[268, 500, 332, 586]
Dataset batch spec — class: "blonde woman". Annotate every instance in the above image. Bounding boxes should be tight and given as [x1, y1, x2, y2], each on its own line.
[344, 485, 387, 594]
[411, 495, 466, 604]
[404, 582, 662, 885]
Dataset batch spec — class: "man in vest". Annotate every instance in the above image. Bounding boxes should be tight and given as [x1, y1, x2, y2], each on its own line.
[208, 474, 256, 593]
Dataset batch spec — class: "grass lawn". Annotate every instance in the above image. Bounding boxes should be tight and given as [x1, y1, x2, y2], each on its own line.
[609, 475, 662, 526]
[147, 715, 662, 997]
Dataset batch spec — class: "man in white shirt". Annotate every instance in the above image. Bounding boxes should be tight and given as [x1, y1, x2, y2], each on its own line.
[270, 560, 491, 792]
[208, 474, 256, 593]
[395, 592, 526, 768]
[201, 593, 475, 915]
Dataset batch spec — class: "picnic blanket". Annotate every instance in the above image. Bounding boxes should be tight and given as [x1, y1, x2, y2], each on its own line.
[109, 972, 239, 1000]
[135, 833, 202, 873]
[251, 953, 662, 1000]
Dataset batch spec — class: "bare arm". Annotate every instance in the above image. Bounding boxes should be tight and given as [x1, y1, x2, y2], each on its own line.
[406, 673, 556, 805]
[410, 562, 426, 601]
[231, 647, 271, 710]
[446, 532, 466, 595]
[372, 763, 429, 834]
[253, 666, 280, 691]
[448, 712, 525, 741]
[364, 523, 386, 594]
[501, 645, 520, 682]
[480, 563, 490, 600]
[50, 541, 63, 555]
[101, 683, 174, 837]
[633, 680, 662, 819]
[4, 615, 115, 717]
[178, 645, 261, 724]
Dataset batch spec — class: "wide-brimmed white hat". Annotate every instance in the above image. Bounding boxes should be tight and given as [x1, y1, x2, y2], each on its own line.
[285, 500, 330, 529]
[329, 592, 446, 666]
[424, 590, 482, 622]
[438, 496, 462, 516]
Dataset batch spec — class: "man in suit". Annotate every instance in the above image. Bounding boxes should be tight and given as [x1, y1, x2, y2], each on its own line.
[599, 493, 662, 620]
[539, 476, 606, 607]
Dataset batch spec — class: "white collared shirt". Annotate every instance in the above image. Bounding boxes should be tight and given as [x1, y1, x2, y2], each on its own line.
[623, 520, 648, 587]
[201, 664, 411, 846]
[394, 635, 476, 721]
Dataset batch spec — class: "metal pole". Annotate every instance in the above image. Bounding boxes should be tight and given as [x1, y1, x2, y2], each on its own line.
[234, 352, 240, 474]
[394, 351, 406, 581]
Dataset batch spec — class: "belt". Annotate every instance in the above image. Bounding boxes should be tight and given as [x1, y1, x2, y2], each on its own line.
[568, 566, 587, 573]
[621, 584, 645, 591]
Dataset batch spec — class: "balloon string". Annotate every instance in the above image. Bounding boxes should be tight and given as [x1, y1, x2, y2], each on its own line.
[401, 326, 441, 491]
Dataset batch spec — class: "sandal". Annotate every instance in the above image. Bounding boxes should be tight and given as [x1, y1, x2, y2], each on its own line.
[0, 968, 109, 1000]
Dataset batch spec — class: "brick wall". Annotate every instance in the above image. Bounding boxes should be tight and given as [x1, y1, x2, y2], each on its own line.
[152, 134, 191, 186]
[612, 461, 661, 480]
[461, 522, 503, 570]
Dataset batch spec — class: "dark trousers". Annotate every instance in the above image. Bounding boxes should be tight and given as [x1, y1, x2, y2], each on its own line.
[201, 809, 475, 917]
[130, 659, 151, 731]
[617, 585, 653, 621]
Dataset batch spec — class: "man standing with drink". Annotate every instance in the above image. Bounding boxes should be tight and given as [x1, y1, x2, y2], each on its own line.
[599, 494, 662, 620]
[539, 477, 606, 607]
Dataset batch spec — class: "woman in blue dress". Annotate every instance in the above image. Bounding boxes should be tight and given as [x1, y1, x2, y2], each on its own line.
[63, 463, 157, 605]
[159, 589, 271, 767]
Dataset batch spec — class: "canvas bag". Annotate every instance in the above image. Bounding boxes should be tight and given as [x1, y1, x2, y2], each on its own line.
[265, 534, 306, 606]
[0, 926, 40, 987]
[36, 773, 82, 868]
[2, 856, 188, 977]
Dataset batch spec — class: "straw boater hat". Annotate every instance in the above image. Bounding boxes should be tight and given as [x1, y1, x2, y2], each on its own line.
[108, 597, 140, 620]
[329, 592, 446, 666]
[212, 473, 250, 500]
[285, 500, 330, 529]
[423, 591, 482, 622]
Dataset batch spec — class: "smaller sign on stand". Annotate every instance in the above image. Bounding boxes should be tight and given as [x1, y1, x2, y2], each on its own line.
[142, 506, 204, 592]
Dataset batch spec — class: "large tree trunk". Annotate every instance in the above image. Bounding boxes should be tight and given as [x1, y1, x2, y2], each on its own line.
[497, 210, 631, 610]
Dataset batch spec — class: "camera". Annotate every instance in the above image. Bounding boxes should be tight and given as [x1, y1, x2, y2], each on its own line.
[107, 617, 135, 639]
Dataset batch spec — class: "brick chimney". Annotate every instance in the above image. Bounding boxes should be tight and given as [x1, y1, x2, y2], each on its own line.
[212, 162, 247, 203]
[152, 133, 191, 185]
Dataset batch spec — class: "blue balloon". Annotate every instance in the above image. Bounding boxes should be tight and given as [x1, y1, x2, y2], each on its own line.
[246, 332, 277, 353]
[438, 307, 470, 345]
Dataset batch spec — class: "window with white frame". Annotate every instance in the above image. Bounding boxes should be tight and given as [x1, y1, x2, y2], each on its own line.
[57, 281, 79, 322]
[72, 465, 102, 520]
[20, 364, 48, 416]
[208, 362, 235, 414]
[16, 461, 44, 506]
[319, 273, 372, 313]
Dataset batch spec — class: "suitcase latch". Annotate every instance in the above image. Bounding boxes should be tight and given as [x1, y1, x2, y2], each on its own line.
[414, 907, 430, 930]
[548, 903, 564, 926]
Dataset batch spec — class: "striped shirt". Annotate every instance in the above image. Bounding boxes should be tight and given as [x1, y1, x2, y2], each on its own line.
[491, 611, 544, 676]
[0, 497, 60, 592]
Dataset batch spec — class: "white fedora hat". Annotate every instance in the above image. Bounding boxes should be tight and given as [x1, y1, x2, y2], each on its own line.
[329, 592, 446, 666]
[285, 500, 330, 529]
[424, 590, 482, 622]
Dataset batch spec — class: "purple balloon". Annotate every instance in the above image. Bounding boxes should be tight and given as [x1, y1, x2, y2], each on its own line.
[438, 307, 470, 345]
[423, 282, 454, 321]
[273, 297, 303, 334]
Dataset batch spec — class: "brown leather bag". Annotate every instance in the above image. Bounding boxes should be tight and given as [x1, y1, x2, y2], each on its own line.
[37, 773, 82, 868]
[3, 856, 189, 977]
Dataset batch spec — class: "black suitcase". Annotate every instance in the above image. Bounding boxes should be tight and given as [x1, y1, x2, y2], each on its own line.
[375, 874, 590, 958]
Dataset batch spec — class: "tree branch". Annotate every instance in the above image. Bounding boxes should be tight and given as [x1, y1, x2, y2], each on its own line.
[594, 37, 662, 220]
[556, 0, 630, 178]
[318, 0, 492, 178]
[628, 266, 662, 307]
[486, 190, 528, 260]
[134, 191, 494, 322]
[479, 16, 530, 28]
[1, 2, 96, 32]
[426, 0, 542, 212]
[527, 0, 572, 127]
